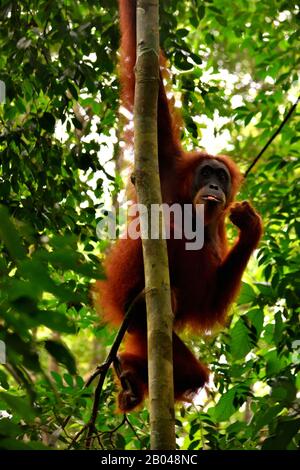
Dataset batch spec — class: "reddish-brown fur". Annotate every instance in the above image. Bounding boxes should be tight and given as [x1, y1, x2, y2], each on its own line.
[94, 0, 262, 411]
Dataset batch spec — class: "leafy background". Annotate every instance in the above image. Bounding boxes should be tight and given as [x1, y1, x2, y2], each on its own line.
[0, 0, 299, 450]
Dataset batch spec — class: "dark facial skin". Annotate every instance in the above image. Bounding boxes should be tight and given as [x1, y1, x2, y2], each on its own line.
[193, 160, 231, 205]
[192, 160, 232, 224]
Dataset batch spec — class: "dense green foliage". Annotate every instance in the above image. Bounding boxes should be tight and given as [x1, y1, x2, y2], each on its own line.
[0, 0, 299, 450]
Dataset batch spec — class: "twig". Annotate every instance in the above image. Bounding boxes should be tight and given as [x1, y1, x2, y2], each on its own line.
[67, 425, 88, 449]
[96, 434, 104, 449]
[101, 415, 127, 449]
[64, 290, 144, 449]
[64, 289, 147, 449]
[124, 415, 142, 443]
[85, 291, 144, 448]
[244, 96, 299, 177]
[191, 402, 205, 450]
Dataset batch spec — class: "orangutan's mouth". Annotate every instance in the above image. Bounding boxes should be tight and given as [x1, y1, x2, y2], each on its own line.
[201, 195, 223, 203]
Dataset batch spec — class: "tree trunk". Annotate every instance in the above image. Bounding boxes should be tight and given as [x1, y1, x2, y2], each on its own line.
[134, 0, 175, 450]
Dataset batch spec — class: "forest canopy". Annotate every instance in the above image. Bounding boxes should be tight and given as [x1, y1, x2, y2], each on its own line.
[0, 0, 299, 451]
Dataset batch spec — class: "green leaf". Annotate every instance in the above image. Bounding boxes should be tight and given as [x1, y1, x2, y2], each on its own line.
[174, 51, 193, 71]
[72, 117, 83, 130]
[15, 97, 26, 114]
[213, 388, 236, 422]
[188, 439, 200, 450]
[0, 419, 21, 438]
[266, 351, 286, 376]
[0, 181, 10, 198]
[230, 317, 252, 359]
[253, 404, 284, 434]
[244, 112, 255, 126]
[247, 308, 264, 337]
[63, 373, 74, 387]
[271, 378, 297, 405]
[34, 310, 77, 334]
[197, 5, 205, 20]
[115, 433, 126, 449]
[76, 375, 85, 388]
[39, 112, 56, 132]
[67, 81, 79, 100]
[0, 206, 26, 260]
[274, 311, 283, 345]
[176, 28, 189, 38]
[256, 283, 275, 300]
[215, 16, 227, 27]
[189, 52, 202, 65]
[0, 438, 48, 450]
[44, 340, 76, 375]
[50, 371, 63, 386]
[0, 370, 9, 389]
[262, 418, 300, 450]
[0, 392, 36, 421]
[18, 258, 83, 303]
[237, 282, 256, 304]
[37, 249, 102, 278]
[294, 221, 300, 238]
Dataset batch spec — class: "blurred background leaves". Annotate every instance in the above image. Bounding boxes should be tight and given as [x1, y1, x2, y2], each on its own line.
[0, 0, 299, 450]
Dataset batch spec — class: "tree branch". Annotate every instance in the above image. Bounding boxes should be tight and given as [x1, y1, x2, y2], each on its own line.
[65, 290, 143, 449]
[245, 96, 299, 177]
